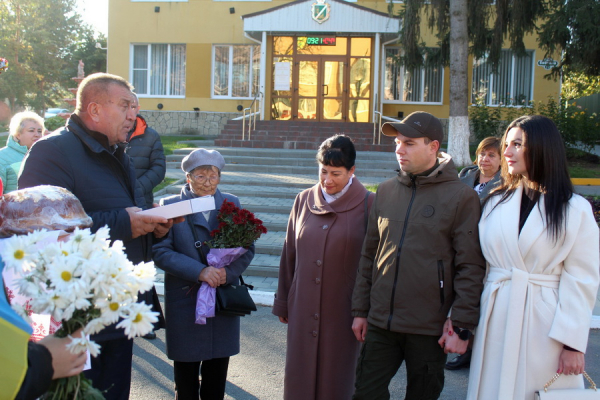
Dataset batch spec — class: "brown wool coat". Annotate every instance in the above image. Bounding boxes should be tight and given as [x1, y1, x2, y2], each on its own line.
[273, 179, 374, 400]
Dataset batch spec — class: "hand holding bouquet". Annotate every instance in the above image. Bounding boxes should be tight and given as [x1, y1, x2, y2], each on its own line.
[1, 226, 158, 399]
[195, 200, 267, 324]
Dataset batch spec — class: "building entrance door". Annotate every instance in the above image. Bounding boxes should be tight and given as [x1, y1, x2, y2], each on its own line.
[295, 56, 346, 121]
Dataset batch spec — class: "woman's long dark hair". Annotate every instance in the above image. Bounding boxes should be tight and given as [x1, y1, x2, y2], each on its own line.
[489, 115, 573, 240]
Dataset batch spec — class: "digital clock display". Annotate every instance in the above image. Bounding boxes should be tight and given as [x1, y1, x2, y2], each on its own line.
[305, 36, 336, 46]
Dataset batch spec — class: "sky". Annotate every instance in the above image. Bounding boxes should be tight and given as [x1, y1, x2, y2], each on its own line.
[76, 0, 108, 35]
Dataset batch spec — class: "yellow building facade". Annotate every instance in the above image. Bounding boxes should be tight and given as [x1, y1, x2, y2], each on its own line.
[108, 0, 561, 124]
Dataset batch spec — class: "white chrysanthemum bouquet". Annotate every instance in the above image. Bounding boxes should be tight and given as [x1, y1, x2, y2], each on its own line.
[1, 226, 158, 399]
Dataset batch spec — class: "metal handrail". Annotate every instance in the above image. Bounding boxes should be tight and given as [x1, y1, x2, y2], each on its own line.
[373, 112, 403, 145]
[242, 92, 262, 141]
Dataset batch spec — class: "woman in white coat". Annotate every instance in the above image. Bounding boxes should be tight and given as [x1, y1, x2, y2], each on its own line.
[466, 115, 600, 400]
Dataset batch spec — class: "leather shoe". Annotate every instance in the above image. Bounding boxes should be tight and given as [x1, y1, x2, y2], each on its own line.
[445, 348, 471, 370]
[143, 331, 157, 340]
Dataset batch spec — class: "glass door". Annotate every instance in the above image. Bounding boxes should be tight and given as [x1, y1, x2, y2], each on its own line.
[295, 56, 346, 121]
[322, 59, 344, 120]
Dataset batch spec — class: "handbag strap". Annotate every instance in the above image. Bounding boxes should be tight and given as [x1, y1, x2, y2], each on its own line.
[543, 371, 597, 392]
[187, 216, 207, 264]
[186, 215, 253, 290]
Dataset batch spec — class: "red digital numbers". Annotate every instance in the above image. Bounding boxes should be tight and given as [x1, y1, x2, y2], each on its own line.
[305, 36, 336, 46]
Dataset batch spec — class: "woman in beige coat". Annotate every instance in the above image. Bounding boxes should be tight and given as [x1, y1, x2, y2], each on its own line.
[466, 115, 600, 400]
[273, 135, 374, 400]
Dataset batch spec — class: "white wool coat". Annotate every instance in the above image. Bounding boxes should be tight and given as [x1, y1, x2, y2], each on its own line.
[467, 185, 600, 400]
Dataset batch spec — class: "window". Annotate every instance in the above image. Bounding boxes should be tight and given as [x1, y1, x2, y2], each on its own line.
[471, 50, 534, 106]
[131, 44, 186, 97]
[383, 48, 443, 104]
[212, 45, 261, 99]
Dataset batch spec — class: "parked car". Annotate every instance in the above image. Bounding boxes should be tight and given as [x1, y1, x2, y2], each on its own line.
[44, 108, 70, 119]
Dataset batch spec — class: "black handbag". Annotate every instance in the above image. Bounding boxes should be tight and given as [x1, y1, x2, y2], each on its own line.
[187, 216, 257, 317]
[215, 276, 257, 317]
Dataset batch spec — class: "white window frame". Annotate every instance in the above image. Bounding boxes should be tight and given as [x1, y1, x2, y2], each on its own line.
[129, 43, 186, 99]
[471, 49, 535, 107]
[382, 47, 444, 105]
[211, 44, 260, 100]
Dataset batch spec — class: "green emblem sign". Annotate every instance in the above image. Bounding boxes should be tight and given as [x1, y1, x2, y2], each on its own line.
[311, 0, 330, 24]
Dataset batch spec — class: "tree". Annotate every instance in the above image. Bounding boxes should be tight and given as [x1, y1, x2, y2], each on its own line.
[397, 0, 546, 166]
[539, 0, 600, 78]
[63, 29, 107, 80]
[0, 0, 100, 114]
[447, 0, 470, 166]
[562, 69, 600, 100]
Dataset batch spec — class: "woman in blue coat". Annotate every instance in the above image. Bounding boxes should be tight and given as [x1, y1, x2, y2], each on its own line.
[1, 111, 43, 192]
[153, 149, 255, 400]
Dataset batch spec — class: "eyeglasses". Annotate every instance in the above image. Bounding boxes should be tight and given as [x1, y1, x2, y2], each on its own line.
[190, 174, 220, 184]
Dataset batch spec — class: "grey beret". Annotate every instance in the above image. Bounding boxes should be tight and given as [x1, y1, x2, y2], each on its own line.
[181, 148, 225, 173]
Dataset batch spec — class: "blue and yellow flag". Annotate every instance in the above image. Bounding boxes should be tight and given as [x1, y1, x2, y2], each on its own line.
[0, 258, 32, 400]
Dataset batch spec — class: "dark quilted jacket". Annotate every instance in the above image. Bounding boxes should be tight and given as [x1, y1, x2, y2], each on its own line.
[126, 115, 166, 209]
[18, 116, 156, 341]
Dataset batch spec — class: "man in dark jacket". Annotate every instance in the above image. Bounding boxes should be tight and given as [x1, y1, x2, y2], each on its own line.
[18, 73, 178, 400]
[351, 112, 486, 400]
[126, 95, 166, 340]
[126, 94, 166, 210]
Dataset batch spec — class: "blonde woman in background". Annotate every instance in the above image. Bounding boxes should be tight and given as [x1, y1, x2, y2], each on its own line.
[0, 111, 43, 192]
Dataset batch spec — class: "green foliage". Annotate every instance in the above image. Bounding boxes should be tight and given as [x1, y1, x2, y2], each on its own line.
[0, 0, 105, 114]
[539, 0, 600, 77]
[469, 94, 531, 141]
[160, 135, 200, 156]
[153, 178, 178, 193]
[63, 29, 107, 80]
[397, 0, 545, 72]
[562, 69, 600, 99]
[44, 115, 66, 132]
[469, 97, 600, 152]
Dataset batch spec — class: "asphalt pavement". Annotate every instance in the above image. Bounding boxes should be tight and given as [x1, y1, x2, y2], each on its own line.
[130, 304, 600, 400]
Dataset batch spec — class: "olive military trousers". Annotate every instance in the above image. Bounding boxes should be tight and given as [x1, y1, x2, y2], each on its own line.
[353, 324, 447, 400]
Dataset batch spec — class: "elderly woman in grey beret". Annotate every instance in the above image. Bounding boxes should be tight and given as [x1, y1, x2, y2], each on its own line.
[153, 149, 255, 400]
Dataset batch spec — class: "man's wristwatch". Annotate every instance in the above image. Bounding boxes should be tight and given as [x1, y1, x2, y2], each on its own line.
[453, 326, 473, 341]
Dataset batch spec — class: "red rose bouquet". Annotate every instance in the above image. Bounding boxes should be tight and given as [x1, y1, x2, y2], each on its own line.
[195, 200, 267, 324]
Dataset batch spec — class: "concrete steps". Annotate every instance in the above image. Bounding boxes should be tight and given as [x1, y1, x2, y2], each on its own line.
[214, 120, 392, 152]
[155, 142, 396, 277]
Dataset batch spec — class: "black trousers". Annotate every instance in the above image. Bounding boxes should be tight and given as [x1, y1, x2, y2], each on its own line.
[84, 337, 134, 400]
[173, 357, 230, 400]
[353, 324, 447, 400]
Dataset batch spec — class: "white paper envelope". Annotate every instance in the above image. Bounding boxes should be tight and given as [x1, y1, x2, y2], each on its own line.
[137, 196, 216, 219]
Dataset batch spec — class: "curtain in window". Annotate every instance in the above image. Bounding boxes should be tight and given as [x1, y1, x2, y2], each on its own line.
[472, 56, 491, 104]
[472, 50, 533, 106]
[252, 45, 260, 97]
[232, 46, 250, 97]
[133, 45, 148, 94]
[151, 44, 168, 96]
[213, 45, 261, 98]
[384, 49, 401, 101]
[513, 52, 533, 105]
[170, 44, 186, 96]
[213, 46, 229, 96]
[423, 65, 442, 103]
[384, 48, 442, 103]
[490, 51, 512, 105]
